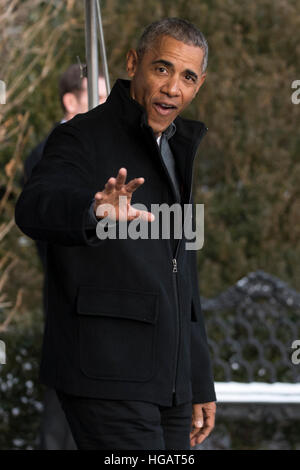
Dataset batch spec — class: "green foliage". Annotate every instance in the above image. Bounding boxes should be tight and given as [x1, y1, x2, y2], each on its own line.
[0, 311, 44, 450]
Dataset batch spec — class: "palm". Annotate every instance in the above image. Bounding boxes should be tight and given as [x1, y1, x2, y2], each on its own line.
[94, 167, 154, 222]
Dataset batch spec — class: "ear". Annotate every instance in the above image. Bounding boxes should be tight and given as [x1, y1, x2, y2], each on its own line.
[62, 92, 78, 114]
[126, 49, 139, 78]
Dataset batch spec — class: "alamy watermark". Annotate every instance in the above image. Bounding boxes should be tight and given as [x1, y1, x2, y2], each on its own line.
[291, 339, 300, 365]
[0, 340, 6, 365]
[96, 198, 204, 250]
[291, 80, 300, 104]
[0, 80, 6, 104]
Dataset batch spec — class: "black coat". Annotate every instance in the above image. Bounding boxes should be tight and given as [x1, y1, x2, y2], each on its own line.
[15, 79, 216, 406]
[23, 124, 59, 269]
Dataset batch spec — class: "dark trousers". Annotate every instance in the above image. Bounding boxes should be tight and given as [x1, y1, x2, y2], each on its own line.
[57, 391, 193, 450]
[39, 388, 77, 450]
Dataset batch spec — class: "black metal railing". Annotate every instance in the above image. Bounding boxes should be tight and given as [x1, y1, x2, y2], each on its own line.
[202, 270, 300, 384]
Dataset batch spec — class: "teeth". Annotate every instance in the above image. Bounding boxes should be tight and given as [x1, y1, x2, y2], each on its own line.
[159, 104, 173, 108]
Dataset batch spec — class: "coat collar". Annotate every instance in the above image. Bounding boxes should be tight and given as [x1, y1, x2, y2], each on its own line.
[106, 78, 146, 130]
[106, 78, 207, 144]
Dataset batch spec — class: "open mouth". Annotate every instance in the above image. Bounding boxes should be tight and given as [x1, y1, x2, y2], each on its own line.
[153, 102, 177, 116]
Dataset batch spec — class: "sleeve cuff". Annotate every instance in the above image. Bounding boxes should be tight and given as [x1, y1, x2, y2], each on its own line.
[192, 388, 217, 404]
[85, 200, 98, 228]
[84, 200, 120, 245]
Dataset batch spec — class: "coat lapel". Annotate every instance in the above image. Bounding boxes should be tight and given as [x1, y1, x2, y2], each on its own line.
[169, 117, 207, 204]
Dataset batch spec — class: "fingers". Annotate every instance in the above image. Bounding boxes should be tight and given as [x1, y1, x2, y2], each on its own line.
[190, 402, 216, 447]
[190, 418, 203, 443]
[192, 407, 204, 430]
[102, 168, 127, 194]
[190, 419, 214, 446]
[127, 209, 155, 222]
[190, 404, 204, 440]
[94, 168, 150, 221]
[94, 192, 103, 203]
[125, 177, 145, 194]
[104, 177, 117, 194]
[115, 167, 127, 190]
[102, 168, 144, 196]
[141, 210, 155, 222]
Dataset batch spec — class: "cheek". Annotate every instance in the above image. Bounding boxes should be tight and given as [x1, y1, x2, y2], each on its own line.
[181, 89, 196, 107]
[147, 82, 164, 105]
[139, 84, 154, 107]
[79, 97, 89, 112]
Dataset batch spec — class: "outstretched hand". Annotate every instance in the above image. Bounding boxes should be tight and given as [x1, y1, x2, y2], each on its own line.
[93, 167, 155, 222]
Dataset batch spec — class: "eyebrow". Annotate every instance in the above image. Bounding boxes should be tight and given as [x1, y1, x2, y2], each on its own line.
[151, 59, 199, 81]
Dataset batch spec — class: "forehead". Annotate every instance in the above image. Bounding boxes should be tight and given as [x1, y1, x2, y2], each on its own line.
[141, 35, 204, 74]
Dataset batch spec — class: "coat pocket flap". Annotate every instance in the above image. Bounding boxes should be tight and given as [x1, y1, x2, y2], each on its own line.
[77, 286, 159, 324]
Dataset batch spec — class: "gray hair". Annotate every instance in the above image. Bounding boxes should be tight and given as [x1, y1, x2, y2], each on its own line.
[136, 17, 208, 74]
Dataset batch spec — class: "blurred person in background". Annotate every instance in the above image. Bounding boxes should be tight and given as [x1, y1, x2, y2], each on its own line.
[23, 63, 107, 450]
[24, 64, 107, 185]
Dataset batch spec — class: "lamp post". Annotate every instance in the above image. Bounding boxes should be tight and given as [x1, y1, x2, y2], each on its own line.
[84, 0, 98, 110]
[96, 0, 111, 95]
[84, 0, 110, 110]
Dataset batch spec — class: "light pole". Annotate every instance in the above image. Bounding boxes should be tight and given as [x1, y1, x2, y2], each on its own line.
[84, 0, 99, 110]
[84, 0, 110, 110]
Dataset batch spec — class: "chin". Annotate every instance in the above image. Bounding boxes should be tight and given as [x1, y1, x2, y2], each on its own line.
[149, 119, 170, 135]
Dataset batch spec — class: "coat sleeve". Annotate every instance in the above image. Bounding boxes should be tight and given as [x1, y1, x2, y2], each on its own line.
[189, 199, 216, 404]
[15, 123, 101, 247]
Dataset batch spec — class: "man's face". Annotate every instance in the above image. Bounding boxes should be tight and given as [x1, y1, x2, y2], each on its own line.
[127, 35, 206, 136]
[76, 76, 107, 113]
[63, 76, 107, 119]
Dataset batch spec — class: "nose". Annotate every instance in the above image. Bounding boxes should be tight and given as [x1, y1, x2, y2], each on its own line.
[161, 75, 180, 97]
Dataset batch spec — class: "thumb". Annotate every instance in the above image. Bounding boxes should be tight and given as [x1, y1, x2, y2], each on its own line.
[193, 408, 204, 428]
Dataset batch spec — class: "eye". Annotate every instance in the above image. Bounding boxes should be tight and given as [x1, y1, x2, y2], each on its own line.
[185, 74, 196, 82]
[156, 66, 168, 74]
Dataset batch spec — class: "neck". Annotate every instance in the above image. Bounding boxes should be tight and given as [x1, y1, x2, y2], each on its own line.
[63, 112, 74, 122]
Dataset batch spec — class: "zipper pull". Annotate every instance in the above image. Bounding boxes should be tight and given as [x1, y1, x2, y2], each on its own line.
[172, 258, 178, 273]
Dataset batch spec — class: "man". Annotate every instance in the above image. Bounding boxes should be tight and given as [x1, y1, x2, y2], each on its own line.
[15, 18, 216, 450]
[24, 63, 107, 185]
[23, 64, 107, 450]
